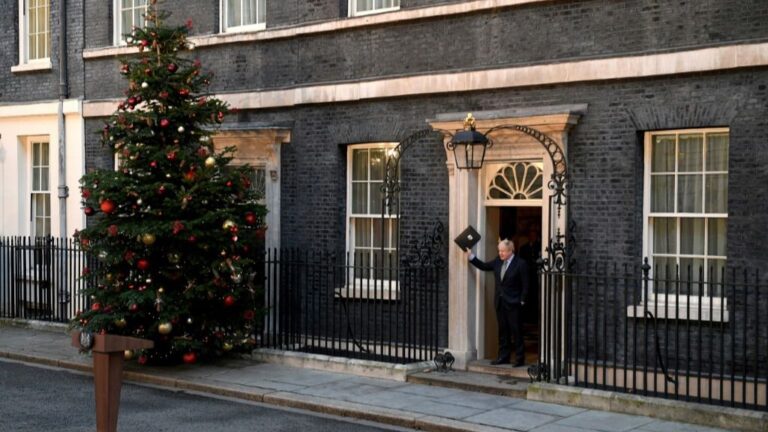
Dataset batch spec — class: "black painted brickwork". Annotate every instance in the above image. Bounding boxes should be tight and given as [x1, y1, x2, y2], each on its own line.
[0, 0, 85, 103]
[84, 0, 768, 100]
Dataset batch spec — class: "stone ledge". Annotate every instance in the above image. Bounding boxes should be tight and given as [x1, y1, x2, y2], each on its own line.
[0, 318, 68, 333]
[250, 348, 434, 381]
[528, 382, 768, 432]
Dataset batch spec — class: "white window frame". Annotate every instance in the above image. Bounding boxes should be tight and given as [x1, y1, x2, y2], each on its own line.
[348, 0, 400, 17]
[631, 128, 730, 322]
[17, 0, 51, 66]
[342, 143, 399, 300]
[113, 0, 148, 46]
[28, 138, 51, 238]
[220, 0, 266, 34]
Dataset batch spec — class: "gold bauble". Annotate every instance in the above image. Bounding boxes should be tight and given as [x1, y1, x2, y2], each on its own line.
[114, 318, 127, 328]
[158, 322, 173, 335]
[222, 220, 235, 230]
[205, 156, 216, 167]
[141, 233, 156, 246]
[222, 342, 233, 352]
[124, 350, 134, 360]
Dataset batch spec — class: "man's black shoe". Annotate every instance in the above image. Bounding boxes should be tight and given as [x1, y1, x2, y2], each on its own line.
[490, 358, 510, 365]
[513, 361, 525, 367]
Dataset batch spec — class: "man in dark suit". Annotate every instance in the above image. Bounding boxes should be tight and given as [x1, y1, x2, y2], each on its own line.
[468, 239, 529, 366]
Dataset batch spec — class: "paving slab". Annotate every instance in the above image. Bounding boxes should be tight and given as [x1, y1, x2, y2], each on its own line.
[529, 424, 601, 432]
[437, 390, 521, 410]
[553, 411, 655, 432]
[464, 407, 559, 431]
[637, 420, 731, 432]
[511, 400, 587, 417]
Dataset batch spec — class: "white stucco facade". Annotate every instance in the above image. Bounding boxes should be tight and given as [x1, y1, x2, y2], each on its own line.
[0, 99, 85, 237]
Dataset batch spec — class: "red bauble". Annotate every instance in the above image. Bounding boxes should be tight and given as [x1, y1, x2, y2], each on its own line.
[226, 181, 233, 187]
[179, 88, 190, 96]
[166, 150, 177, 160]
[137, 355, 148, 365]
[223, 295, 236, 307]
[157, 185, 167, 195]
[150, 160, 158, 168]
[81, 188, 91, 199]
[83, 207, 95, 216]
[182, 352, 197, 364]
[159, 118, 170, 128]
[100, 200, 116, 214]
[129, 303, 139, 312]
[91, 302, 101, 311]
[136, 258, 150, 271]
[139, 39, 149, 47]
[244, 212, 257, 225]
[187, 235, 197, 243]
[107, 224, 119, 236]
[159, 90, 169, 99]
[172, 221, 185, 235]
[184, 170, 196, 182]
[167, 63, 178, 73]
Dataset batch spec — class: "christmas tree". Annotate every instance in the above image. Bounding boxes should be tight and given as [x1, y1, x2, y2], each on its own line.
[72, 2, 266, 365]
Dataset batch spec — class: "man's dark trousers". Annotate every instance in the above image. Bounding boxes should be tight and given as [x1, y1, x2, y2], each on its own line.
[497, 300, 524, 364]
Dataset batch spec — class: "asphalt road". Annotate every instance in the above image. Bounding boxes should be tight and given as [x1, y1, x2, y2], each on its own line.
[0, 359, 413, 432]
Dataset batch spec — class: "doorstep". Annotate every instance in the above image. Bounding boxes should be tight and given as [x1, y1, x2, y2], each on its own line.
[407, 369, 529, 398]
[250, 348, 434, 382]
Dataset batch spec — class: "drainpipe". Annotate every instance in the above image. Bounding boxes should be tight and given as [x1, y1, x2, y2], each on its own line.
[57, 0, 69, 238]
[57, 0, 71, 316]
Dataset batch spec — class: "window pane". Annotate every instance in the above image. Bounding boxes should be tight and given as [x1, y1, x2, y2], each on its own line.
[706, 133, 728, 172]
[651, 175, 674, 212]
[352, 183, 367, 213]
[369, 182, 383, 214]
[652, 217, 676, 254]
[258, 0, 266, 23]
[33, 143, 40, 165]
[352, 149, 367, 181]
[32, 168, 40, 191]
[372, 218, 383, 248]
[651, 256, 677, 294]
[705, 174, 727, 213]
[679, 258, 705, 296]
[389, 219, 398, 249]
[227, 0, 239, 27]
[40, 166, 49, 191]
[369, 149, 385, 180]
[677, 174, 702, 213]
[708, 259, 726, 297]
[40, 142, 49, 164]
[243, 0, 256, 25]
[354, 218, 371, 247]
[708, 218, 727, 256]
[651, 135, 675, 172]
[678, 134, 703, 172]
[680, 218, 705, 255]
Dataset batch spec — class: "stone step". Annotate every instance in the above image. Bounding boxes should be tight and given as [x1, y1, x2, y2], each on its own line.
[406, 369, 528, 398]
[467, 359, 535, 380]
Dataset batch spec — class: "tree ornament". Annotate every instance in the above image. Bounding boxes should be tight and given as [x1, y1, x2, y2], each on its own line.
[137, 354, 148, 365]
[222, 342, 233, 352]
[222, 220, 236, 230]
[158, 322, 173, 335]
[157, 185, 167, 195]
[182, 352, 197, 364]
[129, 303, 139, 312]
[141, 233, 156, 245]
[177, 126, 185, 133]
[244, 212, 257, 225]
[187, 317, 193, 324]
[172, 221, 185, 235]
[120, 64, 130, 74]
[166, 150, 177, 160]
[223, 295, 236, 307]
[91, 302, 102, 311]
[124, 350, 134, 360]
[179, 88, 190, 96]
[141, 82, 149, 89]
[159, 90, 169, 99]
[168, 253, 180, 264]
[204, 156, 215, 167]
[115, 318, 127, 328]
[167, 63, 178, 73]
[160, 118, 170, 128]
[137, 258, 150, 271]
[184, 170, 196, 182]
[99, 199, 116, 214]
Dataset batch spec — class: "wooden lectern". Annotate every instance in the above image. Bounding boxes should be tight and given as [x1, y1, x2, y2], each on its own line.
[72, 332, 154, 432]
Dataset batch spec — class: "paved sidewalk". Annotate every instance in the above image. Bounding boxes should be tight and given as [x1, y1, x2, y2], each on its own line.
[0, 325, 728, 432]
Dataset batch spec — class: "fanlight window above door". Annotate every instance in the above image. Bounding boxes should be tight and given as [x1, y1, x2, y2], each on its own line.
[486, 162, 544, 202]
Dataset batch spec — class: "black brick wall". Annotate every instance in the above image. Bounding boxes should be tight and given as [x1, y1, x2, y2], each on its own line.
[0, 0, 85, 103]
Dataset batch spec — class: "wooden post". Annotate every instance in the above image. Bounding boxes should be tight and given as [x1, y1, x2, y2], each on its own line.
[72, 332, 153, 432]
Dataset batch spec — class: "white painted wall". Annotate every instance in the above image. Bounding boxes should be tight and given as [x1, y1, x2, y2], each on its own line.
[0, 100, 85, 237]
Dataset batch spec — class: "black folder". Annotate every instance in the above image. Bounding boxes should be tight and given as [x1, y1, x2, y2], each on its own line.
[454, 226, 481, 251]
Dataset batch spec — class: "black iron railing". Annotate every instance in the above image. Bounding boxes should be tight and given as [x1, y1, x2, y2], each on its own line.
[538, 260, 768, 411]
[258, 248, 441, 364]
[0, 236, 91, 323]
